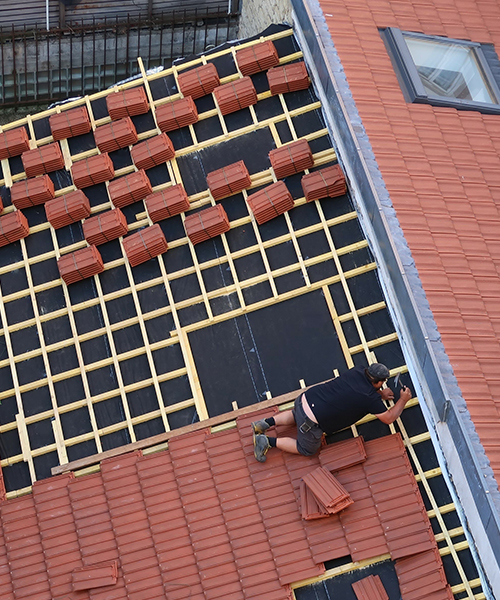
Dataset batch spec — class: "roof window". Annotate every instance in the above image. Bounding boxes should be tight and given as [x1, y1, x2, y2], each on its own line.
[382, 28, 500, 113]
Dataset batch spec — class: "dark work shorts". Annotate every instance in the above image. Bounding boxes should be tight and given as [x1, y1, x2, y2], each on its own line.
[292, 394, 323, 456]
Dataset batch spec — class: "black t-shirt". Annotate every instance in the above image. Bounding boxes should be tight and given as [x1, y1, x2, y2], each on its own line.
[306, 366, 387, 434]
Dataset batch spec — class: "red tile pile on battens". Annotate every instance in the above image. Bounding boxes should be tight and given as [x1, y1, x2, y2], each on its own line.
[49, 106, 91, 141]
[302, 467, 354, 514]
[246, 181, 294, 225]
[177, 62, 220, 99]
[57, 245, 104, 284]
[156, 96, 199, 132]
[213, 76, 258, 116]
[0, 127, 30, 160]
[71, 153, 115, 189]
[352, 574, 389, 600]
[364, 435, 436, 560]
[269, 139, 314, 179]
[395, 547, 453, 600]
[300, 479, 330, 520]
[145, 184, 190, 222]
[206, 160, 251, 200]
[235, 40, 280, 76]
[83, 208, 128, 245]
[94, 117, 138, 153]
[0, 211, 29, 247]
[45, 190, 91, 229]
[21, 142, 65, 178]
[319, 436, 366, 472]
[267, 61, 311, 95]
[301, 164, 347, 202]
[108, 169, 152, 208]
[130, 132, 175, 171]
[106, 86, 149, 120]
[72, 561, 118, 591]
[122, 224, 168, 267]
[184, 204, 230, 244]
[10, 174, 55, 209]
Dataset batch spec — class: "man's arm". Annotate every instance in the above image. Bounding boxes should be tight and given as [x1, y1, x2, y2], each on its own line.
[376, 387, 412, 424]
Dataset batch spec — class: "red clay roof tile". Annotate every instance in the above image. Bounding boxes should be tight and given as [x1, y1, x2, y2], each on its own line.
[352, 574, 389, 600]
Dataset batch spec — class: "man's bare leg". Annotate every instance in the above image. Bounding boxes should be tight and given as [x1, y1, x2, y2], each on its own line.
[276, 437, 300, 454]
[273, 410, 296, 427]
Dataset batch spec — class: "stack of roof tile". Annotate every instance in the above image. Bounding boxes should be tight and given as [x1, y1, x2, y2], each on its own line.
[72, 561, 118, 591]
[156, 96, 199, 132]
[395, 548, 453, 600]
[130, 133, 175, 170]
[94, 117, 138, 153]
[10, 174, 55, 209]
[267, 61, 311, 95]
[177, 63, 220, 99]
[0, 211, 29, 247]
[21, 142, 65, 177]
[122, 224, 168, 267]
[145, 184, 190, 222]
[108, 169, 152, 208]
[71, 153, 115, 189]
[206, 160, 251, 200]
[213, 77, 258, 115]
[58, 245, 104, 285]
[352, 575, 389, 600]
[269, 139, 314, 179]
[106, 86, 149, 120]
[0, 127, 30, 160]
[300, 480, 330, 521]
[45, 190, 91, 229]
[302, 466, 353, 514]
[49, 106, 91, 141]
[83, 208, 128, 245]
[184, 204, 230, 244]
[235, 40, 280, 76]
[301, 164, 346, 202]
[246, 181, 294, 225]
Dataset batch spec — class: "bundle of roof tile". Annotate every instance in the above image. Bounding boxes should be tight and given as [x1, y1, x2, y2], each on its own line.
[108, 169, 152, 208]
[72, 560, 118, 591]
[156, 96, 199, 132]
[145, 184, 190, 222]
[0, 127, 30, 160]
[246, 181, 294, 225]
[301, 466, 353, 515]
[10, 174, 55, 209]
[122, 224, 168, 267]
[269, 138, 314, 179]
[206, 160, 251, 200]
[352, 575, 389, 600]
[83, 208, 128, 245]
[21, 142, 65, 178]
[300, 480, 330, 521]
[106, 86, 150, 120]
[301, 164, 346, 202]
[94, 117, 138, 153]
[45, 189, 91, 229]
[49, 106, 92, 141]
[0, 210, 30, 247]
[177, 63, 220, 99]
[267, 61, 311, 95]
[57, 245, 104, 285]
[72, 153, 115, 189]
[213, 77, 258, 116]
[184, 204, 230, 245]
[131, 133, 175, 171]
[235, 40, 280, 76]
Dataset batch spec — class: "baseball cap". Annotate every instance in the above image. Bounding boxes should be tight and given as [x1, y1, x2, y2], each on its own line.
[366, 363, 390, 382]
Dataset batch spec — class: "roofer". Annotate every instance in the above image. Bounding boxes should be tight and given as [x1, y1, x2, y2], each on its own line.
[252, 363, 412, 462]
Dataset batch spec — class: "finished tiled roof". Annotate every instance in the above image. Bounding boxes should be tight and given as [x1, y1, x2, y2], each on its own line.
[0, 418, 449, 599]
[317, 0, 500, 487]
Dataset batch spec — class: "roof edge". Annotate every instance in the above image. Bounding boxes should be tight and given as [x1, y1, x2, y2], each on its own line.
[290, 0, 500, 596]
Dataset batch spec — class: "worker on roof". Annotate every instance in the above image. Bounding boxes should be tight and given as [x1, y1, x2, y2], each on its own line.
[252, 363, 412, 462]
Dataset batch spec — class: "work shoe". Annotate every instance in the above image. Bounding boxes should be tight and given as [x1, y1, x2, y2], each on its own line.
[252, 419, 270, 435]
[254, 434, 271, 463]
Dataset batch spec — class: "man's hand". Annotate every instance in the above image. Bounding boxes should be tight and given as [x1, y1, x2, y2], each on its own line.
[378, 387, 394, 401]
[399, 386, 412, 404]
